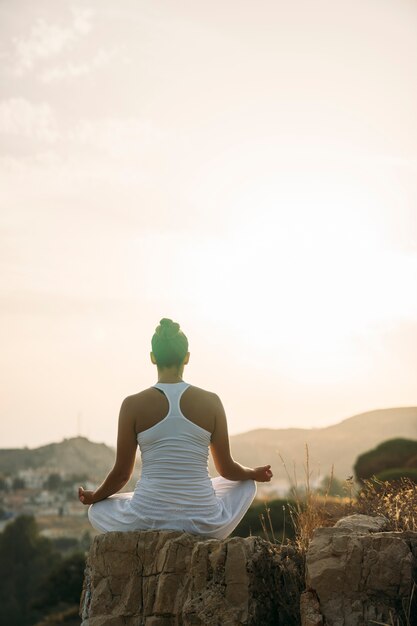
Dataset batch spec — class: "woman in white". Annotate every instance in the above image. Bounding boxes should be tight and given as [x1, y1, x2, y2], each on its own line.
[79, 318, 273, 540]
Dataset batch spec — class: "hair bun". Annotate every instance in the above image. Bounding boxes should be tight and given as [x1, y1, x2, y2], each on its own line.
[156, 318, 180, 339]
[160, 318, 173, 328]
[151, 318, 188, 368]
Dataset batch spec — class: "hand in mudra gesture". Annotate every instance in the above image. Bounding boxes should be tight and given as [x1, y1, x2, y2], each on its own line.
[78, 486, 96, 505]
[253, 465, 273, 482]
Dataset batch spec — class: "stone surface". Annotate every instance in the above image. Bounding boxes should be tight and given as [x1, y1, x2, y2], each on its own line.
[300, 591, 323, 626]
[305, 515, 417, 626]
[80, 530, 301, 626]
[334, 513, 389, 533]
[80, 517, 417, 626]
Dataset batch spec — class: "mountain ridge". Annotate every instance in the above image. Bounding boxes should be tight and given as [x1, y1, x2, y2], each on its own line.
[1, 407, 416, 482]
[226, 407, 417, 479]
[231, 406, 417, 437]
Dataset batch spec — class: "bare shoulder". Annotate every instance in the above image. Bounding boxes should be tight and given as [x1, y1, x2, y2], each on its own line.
[181, 386, 223, 432]
[120, 387, 162, 409]
[186, 385, 222, 408]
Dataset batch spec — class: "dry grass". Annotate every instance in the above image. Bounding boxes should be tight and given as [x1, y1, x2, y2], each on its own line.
[255, 447, 356, 625]
[356, 477, 417, 532]
[355, 480, 417, 623]
[33, 605, 80, 626]
[278, 445, 355, 553]
[275, 450, 417, 547]
[369, 582, 416, 626]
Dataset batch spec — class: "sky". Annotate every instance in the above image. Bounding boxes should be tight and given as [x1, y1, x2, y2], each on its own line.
[1, 0, 417, 449]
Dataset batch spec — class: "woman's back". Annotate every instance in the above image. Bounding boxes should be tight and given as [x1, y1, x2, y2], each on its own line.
[131, 383, 217, 436]
[135, 382, 216, 504]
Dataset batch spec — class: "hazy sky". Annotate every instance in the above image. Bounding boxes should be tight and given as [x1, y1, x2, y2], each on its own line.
[1, 0, 417, 449]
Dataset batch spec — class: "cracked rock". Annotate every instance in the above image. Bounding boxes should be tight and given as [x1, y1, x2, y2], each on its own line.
[303, 515, 417, 626]
[79, 530, 300, 626]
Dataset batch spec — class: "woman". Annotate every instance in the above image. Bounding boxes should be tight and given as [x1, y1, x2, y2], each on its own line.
[79, 318, 273, 540]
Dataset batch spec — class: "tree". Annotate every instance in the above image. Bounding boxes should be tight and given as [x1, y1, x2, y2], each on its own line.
[354, 438, 417, 484]
[33, 552, 86, 612]
[44, 473, 63, 490]
[12, 476, 26, 490]
[0, 516, 61, 625]
[376, 468, 417, 483]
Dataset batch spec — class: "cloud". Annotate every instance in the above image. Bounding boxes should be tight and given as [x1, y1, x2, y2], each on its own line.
[68, 116, 164, 156]
[11, 7, 94, 74]
[0, 109, 166, 214]
[0, 98, 57, 142]
[39, 45, 129, 83]
[0, 94, 163, 158]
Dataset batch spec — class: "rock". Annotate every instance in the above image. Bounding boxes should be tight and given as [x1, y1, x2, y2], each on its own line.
[305, 515, 417, 626]
[80, 517, 417, 626]
[300, 591, 323, 626]
[334, 514, 389, 533]
[80, 530, 302, 626]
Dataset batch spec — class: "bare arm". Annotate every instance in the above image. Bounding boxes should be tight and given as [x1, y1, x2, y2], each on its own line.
[79, 397, 138, 505]
[210, 394, 273, 482]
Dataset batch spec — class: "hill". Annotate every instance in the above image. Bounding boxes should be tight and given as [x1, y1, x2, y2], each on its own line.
[1, 407, 416, 485]
[224, 407, 417, 482]
[0, 437, 116, 482]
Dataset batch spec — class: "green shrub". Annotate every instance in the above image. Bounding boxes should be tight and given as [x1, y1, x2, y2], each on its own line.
[405, 454, 417, 469]
[354, 438, 417, 484]
[376, 467, 417, 483]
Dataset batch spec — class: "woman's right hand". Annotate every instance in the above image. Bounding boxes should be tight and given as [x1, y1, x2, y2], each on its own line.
[252, 465, 273, 482]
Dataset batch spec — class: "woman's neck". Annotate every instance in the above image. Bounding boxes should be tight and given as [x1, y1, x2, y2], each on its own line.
[157, 368, 184, 383]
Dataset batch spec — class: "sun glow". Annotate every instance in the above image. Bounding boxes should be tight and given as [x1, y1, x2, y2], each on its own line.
[133, 172, 417, 383]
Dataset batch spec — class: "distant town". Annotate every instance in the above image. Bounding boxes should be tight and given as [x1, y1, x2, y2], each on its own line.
[0, 464, 287, 533]
[0, 466, 97, 536]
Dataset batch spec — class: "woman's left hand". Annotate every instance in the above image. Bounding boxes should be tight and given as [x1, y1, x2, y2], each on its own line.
[252, 465, 273, 482]
[78, 486, 96, 505]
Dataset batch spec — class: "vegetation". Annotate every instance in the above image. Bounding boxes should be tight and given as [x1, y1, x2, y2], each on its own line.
[316, 474, 347, 497]
[369, 583, 416, 626]
[279, 448, 356, 552]
[232, 498, 295, 540]
[43, 473, 63, 490]
[354, 438, 417, 484]
[0, 516, 86, 626]
[356, 477, 417, 532]
[33, 552, 86, 611]
[13, 477, 26, 490]
[376, 468, 417, 483]
[33, 606, 81, 626]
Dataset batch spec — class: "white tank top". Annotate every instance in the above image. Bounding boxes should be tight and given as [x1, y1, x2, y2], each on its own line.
[134, 381, 218, 510]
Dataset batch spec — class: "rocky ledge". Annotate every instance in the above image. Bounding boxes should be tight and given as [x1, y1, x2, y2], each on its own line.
[80, 529, 302, 626]
[80, 516, 417, 626]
